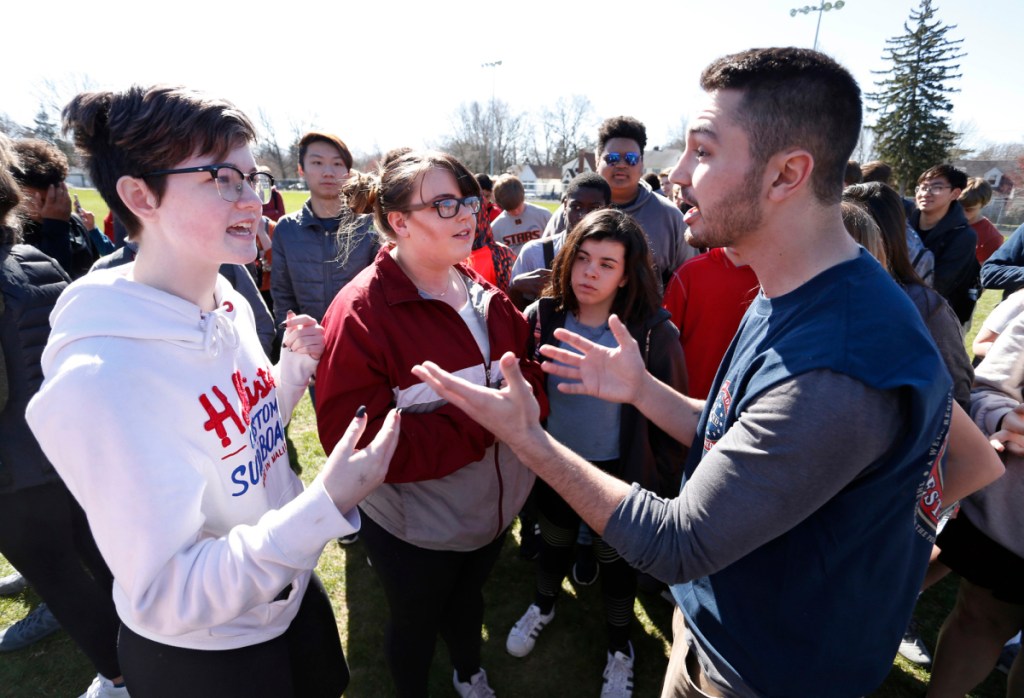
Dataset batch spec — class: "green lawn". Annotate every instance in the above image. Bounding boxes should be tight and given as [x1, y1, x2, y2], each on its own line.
[1, 195, 1011, 696]
[69, 188, 309, 228]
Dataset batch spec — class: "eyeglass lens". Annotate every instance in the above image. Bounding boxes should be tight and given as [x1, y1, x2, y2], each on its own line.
[215, 167, 273, 205]
[436, 196, 482, 219]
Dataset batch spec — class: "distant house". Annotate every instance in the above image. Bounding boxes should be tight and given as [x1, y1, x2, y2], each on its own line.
[510, 163, 564, 199]
[561, 151, 597, 186]
[67, 167, 91, 188]
[642, 147, 683, 175]
[954, 159, 1022, 225]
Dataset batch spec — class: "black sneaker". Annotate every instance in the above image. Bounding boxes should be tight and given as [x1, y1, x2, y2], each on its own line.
[337, 533, 359, 545]
[519, 522, 541, 561]
[572, 545, 599, 586]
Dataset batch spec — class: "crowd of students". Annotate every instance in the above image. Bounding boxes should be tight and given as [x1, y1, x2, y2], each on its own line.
[0, 46, 1021, 698]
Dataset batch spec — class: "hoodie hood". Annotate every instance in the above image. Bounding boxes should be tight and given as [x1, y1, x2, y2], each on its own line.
[41, 264, 241, 376]
[616, 179, 655, 215]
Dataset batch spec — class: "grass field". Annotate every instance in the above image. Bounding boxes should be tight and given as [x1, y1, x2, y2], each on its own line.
[0, 192, 1010, 696]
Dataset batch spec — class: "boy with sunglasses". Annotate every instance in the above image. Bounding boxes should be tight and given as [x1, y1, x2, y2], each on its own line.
[596, 116, 694, 286]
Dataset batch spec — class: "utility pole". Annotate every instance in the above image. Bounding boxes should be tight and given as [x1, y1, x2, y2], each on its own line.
[481, 60, 502, 175]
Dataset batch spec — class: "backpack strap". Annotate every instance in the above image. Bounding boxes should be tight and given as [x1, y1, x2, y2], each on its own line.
[542, 239, 555, 268]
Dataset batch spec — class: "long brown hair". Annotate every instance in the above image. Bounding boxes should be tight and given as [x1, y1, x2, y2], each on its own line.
[545, 209, 661, 325]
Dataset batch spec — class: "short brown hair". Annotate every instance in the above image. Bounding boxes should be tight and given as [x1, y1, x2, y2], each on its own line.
[844, 160, 863, 187]
[493, 174, 525, 211]
[298, 132, 353, 171]
[62, 85, 256, 237]
[699, 47, 862, 205]
[861, 160, 892, 184]
[959, 177, 993, 209]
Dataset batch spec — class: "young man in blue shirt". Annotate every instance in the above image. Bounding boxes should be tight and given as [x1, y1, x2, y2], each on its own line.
[414, 47, 956, 698]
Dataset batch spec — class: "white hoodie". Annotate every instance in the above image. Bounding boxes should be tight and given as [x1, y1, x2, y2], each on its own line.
[26, 265, 358, 650]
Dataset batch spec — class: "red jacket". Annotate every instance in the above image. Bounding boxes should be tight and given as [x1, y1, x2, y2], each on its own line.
[315, 247, 547, 549]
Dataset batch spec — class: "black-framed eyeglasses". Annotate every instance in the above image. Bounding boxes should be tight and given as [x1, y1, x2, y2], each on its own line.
[602, 151, 641, 166]
[137, 164, 275, 205]
[405, 196, 482, 219]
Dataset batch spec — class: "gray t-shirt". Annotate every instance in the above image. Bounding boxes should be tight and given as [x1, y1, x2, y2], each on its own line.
[545, 314, 622, 461]
[492, 203, 552, 257]
[511, 232, 566, 279]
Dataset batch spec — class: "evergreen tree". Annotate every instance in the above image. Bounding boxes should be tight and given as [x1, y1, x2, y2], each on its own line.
[867, 0, 964, 193]
[32, 106, 60, 143]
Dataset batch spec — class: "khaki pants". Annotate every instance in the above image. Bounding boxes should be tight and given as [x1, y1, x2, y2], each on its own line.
[660, 607, 725, 698]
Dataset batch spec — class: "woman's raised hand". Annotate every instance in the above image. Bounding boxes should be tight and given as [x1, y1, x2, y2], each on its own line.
[320, 407, 401, 513]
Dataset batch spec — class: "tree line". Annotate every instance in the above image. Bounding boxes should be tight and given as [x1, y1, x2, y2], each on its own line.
[0, 1, 1006, 194]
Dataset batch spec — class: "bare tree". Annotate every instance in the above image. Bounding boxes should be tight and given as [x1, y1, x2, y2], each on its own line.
[440, 99, 529, 174]
[255, 108, 291, 180]
[852, 125, 879, 164]
[664, 116, 690, 150]
[972, 141, 1024, 160]
[0, 113, 25, 137]
[538, 95, 596, 167]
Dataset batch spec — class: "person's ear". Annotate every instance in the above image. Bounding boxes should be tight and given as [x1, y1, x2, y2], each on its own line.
[765, 149, 814, 202]
[116, 176, 160, 221]
[387, 210, 410, 239]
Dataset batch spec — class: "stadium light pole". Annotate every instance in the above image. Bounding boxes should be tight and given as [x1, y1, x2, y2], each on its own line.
[789, 1, 846, 51]
[482, 60, 502, 175]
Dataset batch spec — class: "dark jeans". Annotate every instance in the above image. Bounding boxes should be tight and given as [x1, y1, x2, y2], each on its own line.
[0, 481, 121, 678]
[360, 513, 507, 698]
[118, 574, 347, 698]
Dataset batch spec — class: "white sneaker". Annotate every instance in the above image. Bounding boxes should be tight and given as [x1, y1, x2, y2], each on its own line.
[897, 620, 932, 667]
[0, 572, 27, 596]
[505, 603, 554, 657]
[79, 674, 130, 698]
[453, 668, 496, 698]
[601, 643, 634, 697]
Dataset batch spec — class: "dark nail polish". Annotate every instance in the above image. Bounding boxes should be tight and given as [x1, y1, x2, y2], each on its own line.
[355, 406, 367, 418]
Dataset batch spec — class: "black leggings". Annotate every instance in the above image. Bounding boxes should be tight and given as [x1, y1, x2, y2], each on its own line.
[0, 481, 121, 679]
[360, 513, 507, 698]
[118, 574, 347, 698]
[534, 473, 637, 652]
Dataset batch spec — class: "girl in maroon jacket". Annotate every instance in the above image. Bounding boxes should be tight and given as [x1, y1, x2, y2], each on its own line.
[316, 151, 547, 698]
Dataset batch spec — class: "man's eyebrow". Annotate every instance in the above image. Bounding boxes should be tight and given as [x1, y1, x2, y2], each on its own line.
[687, 123, 719, 141]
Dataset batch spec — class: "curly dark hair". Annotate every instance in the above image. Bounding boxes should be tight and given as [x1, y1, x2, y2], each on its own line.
[597, 116, 647, 155]
[11, 139, 69, 189]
